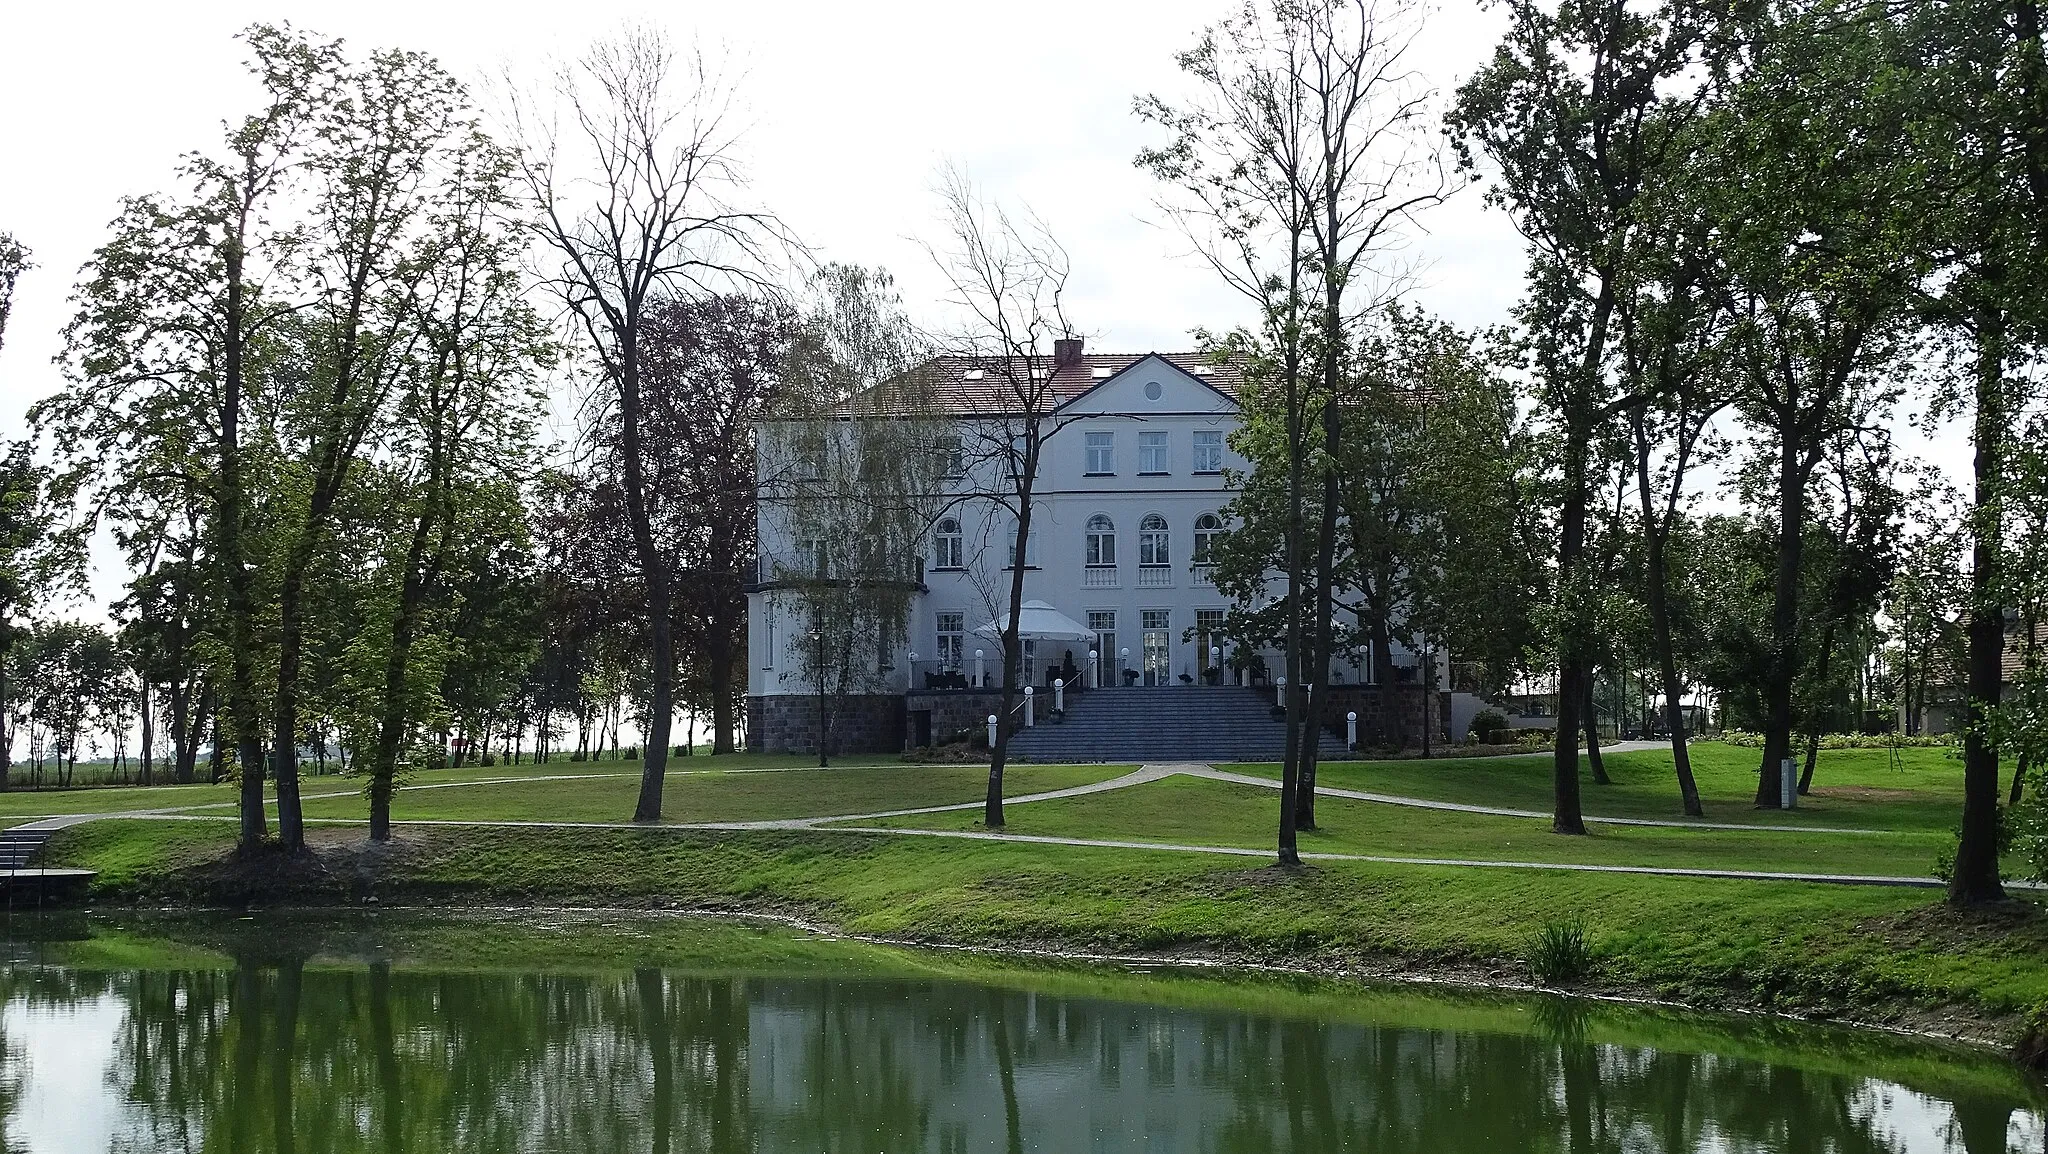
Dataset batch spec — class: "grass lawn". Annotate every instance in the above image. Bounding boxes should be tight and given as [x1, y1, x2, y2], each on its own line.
[1236, 742, 1966, 833]
[290, 762, 1131, 825]
[847, 774, 1951, 879]
[38, 817, 2048, 1039]
[0, 751, 950, 821]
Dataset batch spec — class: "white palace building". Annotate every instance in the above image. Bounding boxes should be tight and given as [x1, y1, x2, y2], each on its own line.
[744, 339, 1449, 757]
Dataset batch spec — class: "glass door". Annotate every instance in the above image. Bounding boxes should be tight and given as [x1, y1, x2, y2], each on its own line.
[1141, 609, 1170, 686]
[1088, 612, 1117, 687]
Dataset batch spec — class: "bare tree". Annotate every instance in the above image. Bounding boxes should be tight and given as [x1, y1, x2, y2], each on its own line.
[508, 27, 788, 820]
[927, 169, 1079, 829]
[1139, 0, 1448, 859]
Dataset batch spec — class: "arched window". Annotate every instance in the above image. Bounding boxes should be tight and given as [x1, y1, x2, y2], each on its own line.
[1192, 513, 1224, 564]
[933, 517, 963, 570]
[1085, 515, 1117, 566]
[1139, 514, 1169, 567]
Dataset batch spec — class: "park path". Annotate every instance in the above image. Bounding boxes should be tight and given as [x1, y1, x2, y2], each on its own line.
[5, 758, 1979, 890]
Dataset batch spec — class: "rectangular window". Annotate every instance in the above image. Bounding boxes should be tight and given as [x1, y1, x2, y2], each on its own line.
[793, 432, 825, 481]
[1192, 430, 1223, 474]
[792, 539, 828, 579]
[936, 612, 965, 670]
[763, 603, 776, 669]
[1007, 525, 1039, 569]
[1085, 432, 1114, 475]
[937, 435, 965, 478]
[1138, 431, 1168, 474]
[1142, 608, 1170, 631]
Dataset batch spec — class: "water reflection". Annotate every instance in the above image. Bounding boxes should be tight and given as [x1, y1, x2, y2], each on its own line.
[0, 942, 2040, 1152]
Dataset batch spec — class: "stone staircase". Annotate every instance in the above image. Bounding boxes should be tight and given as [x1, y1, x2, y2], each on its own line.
[1004, 685, 1350, 763]
[0, 825, 53, 870]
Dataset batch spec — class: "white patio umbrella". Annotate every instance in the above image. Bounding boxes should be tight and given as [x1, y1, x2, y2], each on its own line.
[972, 600, 1097, 643]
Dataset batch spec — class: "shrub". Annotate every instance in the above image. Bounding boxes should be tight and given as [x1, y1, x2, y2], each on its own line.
[568, 751, 585, 762]
[1719, 730, 1952, 750]
[672, 744, 692, 757]
[480, 755, 496, 767]
[1527, 919, 1594, 986]
[1471, 708, 1508, 737]
[622, 745, 639, 760]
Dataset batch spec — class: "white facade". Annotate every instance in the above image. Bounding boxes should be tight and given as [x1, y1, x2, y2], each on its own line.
[747, 352, 1422, 701]
[750, 353, 1240, 697]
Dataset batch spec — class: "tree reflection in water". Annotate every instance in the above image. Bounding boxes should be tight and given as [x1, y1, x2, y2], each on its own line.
[0, 958, 2036, 1152]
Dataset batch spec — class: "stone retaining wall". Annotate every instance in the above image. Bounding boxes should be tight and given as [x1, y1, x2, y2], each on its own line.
[1315, 685, 1448, 750]
[746, 694, 905, 756]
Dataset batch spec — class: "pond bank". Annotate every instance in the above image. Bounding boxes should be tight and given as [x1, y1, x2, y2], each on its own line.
[39, 818, 2048, 1065]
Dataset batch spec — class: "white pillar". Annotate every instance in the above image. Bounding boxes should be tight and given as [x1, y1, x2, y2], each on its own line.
[1119, 647, 1129, 686]
[987, 713, 998, 749]
[1781, 756, 1796, 809]
[974, 649, 985, 687]
[1023, 686, 1035, 727]
[1053, 678, 1064, 712]
[1275, 675, 1288, 710]
[1347, 711, 1358, 750]
[1086, 650, 1098, 689]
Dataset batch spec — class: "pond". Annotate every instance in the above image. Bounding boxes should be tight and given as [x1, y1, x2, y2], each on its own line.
[0, 910, 2040, 1152]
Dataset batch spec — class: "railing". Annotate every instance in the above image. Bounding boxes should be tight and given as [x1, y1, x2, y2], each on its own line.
[1082, 565, 1119, 588]
[1136, 565, 1173, 589]
[1190, 563, 1216, 586]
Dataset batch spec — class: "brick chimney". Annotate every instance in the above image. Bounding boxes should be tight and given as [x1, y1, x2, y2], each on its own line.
[1053, 336, 1084, 368]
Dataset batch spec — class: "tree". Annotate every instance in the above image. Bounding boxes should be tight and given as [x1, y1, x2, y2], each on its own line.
[0, 233, 28, 355]
[766, 266, 938, 766]
[1452, 0, 1725, 834]
[358, 130, 547, 841]
[510, 27, 787, 821]
[1140, 0, 1448, 856]
[926, 171, 1080, 829]
[45, 26, 337, 849]
[0, 446, 55, 792]
[632, 292, 800, 755]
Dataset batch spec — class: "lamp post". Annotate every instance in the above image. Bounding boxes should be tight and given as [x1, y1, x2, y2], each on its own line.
[1053, 678, 1064, 713]
[1119, 646, 1129, 687]
[1346, 710, 1358, 751]
[974, 648, 985, 688]
[1023, 685, 1035, 727]
[1275, 674, 1288, 710]
[1210, 645, 1221, 686]
[1087, 650, 1098, 689]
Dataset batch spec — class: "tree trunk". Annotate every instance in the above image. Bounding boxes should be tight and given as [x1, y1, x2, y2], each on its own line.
[986, 435, 1040, 829]
[619, 336, 674, 822]
[1633, 409, 1703, 815]
[1754, 416, 1806, 809]
[370, 500, 440, 842]
[1798, 618, 1840, 795]
[138, 675, 153, 788]
[1583, 680, 1609, 785]
[219, 206, 268, 850]
[1951, 305, 2007, 905]
[0, 650, 10, 793]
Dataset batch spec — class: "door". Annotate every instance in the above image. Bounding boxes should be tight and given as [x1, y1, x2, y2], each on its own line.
[1141, 609, 1171, 686]
[1088, 611, 1116, 687]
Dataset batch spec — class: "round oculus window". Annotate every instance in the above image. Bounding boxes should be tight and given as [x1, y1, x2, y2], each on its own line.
[1144, 380, 1162, 400]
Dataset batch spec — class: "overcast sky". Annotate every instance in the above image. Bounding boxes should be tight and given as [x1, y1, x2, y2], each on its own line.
[0, 0, 1963, 607]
